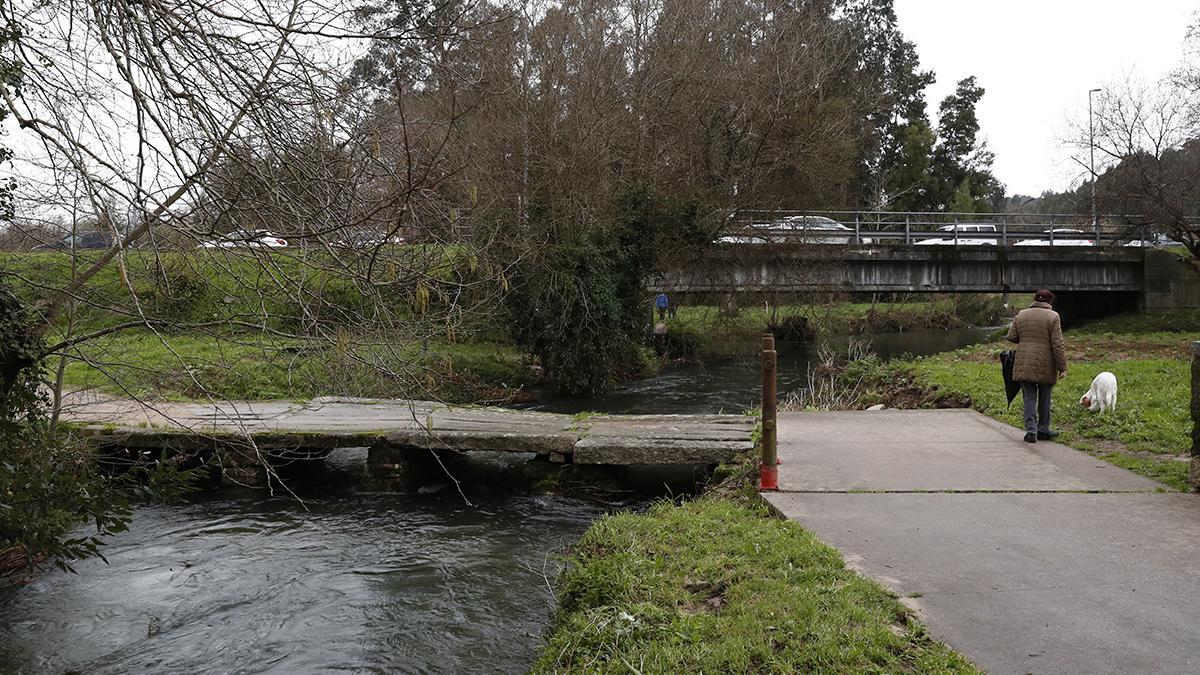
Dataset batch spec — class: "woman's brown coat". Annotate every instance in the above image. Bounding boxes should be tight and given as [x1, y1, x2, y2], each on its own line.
[1006, 301, 1067, 384]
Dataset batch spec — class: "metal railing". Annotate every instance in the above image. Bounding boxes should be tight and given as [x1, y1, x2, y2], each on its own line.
[720, 210, 1195, 248]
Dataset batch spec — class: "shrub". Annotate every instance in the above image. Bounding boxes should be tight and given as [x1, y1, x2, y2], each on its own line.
[133, 255, 212, 320]
[504, 185, 697, 394]
[0, 284, 199, 575]
[506, 237, 642, 394]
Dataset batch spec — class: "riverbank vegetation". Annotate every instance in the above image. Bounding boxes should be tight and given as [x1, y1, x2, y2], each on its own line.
[0, 288, 199, 577]
[670, 294, 1008, 357]
[6, 249, 1006, 403]
[536, 498, 978, 673]
[787, 311, 1197, 490]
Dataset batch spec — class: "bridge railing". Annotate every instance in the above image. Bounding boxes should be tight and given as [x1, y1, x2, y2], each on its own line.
[721, 210, 1196, 248]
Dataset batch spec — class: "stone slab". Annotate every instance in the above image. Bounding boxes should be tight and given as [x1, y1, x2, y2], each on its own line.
[765, 492, 1200, 675]
[64, 395, 756, 465]
[574, 437, 753, 465]
[776, 409, 1164, 492]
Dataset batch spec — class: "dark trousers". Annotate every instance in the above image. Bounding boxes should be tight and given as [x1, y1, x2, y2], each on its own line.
[1020, 382, 1053, 434]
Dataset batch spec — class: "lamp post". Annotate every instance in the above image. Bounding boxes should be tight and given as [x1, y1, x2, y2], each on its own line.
[1089, 87, 1102, 241]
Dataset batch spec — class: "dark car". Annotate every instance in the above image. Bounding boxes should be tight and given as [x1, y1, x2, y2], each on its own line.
[33, 231, 114, 250]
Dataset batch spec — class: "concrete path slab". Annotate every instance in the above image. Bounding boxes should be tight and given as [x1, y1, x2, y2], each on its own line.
[777, 409, 1163, 492]
[768, 408, 1200, 674]
[765, 492, 1200, 674]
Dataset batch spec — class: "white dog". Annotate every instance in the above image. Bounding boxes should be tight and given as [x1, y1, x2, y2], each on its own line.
[1080, 372, 1118, 412]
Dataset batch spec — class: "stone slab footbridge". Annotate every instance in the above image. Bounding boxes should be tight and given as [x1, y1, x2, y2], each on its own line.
[66, 395, 757, 485]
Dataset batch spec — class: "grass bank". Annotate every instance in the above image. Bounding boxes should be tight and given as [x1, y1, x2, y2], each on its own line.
[670, 295, 1006, 357]
[6, 250, 534, 403]
[839, 311, 1197, 491]
[56, 329, 535, 403]
[536, 497, 977, 673]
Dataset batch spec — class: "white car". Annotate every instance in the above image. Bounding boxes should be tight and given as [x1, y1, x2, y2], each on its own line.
[198, 229, 288, 248]
[716, 215, 872, 245]
[1013, 228, 1094, 247]
[1123, 234, 1184, 247]
[915, 223, 998, 246]
[332, 228, 406, 248]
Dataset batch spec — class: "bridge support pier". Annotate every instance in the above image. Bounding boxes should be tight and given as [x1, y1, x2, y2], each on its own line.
[216, 447, 269, 488]
[366, 442, 446, 491]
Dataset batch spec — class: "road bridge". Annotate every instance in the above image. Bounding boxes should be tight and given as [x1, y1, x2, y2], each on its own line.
[652, 246, 1198, 313]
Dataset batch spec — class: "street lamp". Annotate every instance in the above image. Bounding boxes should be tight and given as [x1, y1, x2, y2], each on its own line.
[1089, 87, 1102, 241]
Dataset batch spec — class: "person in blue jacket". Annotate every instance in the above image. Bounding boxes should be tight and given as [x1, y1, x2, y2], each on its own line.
[655, 292, 669, 320]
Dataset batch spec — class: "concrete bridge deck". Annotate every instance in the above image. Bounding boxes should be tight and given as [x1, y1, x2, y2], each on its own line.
[66, 395, 756, 466]
[653, 245, 1198, 311]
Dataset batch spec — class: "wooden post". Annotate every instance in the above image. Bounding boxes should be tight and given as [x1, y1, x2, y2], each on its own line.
[760, 333, 779, 490]
[1191, 342, 1200, 491]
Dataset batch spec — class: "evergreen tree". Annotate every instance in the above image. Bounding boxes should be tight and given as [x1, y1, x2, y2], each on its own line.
[926, 76, 1005, 211]
[836, 0, 936, 207]
[883, 120, 935, 211]
[947, 179, 977, 213]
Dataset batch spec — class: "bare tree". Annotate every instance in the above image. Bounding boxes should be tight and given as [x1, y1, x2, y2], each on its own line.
[1075, 45, 1200, 265]
[0, 0, 515, 491]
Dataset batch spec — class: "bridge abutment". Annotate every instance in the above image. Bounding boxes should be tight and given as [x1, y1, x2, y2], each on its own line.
[1143, 249, 1200, 312]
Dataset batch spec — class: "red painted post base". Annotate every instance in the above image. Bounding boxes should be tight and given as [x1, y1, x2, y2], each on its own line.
[759, 463, 779, 491]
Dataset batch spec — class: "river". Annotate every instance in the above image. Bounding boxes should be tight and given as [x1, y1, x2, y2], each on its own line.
[530, 326, 997, 414]
[0, 326, 994, 674]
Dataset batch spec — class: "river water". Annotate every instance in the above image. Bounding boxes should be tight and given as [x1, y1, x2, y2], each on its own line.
[0, 327, 994, 674]
[531, 326, 997, 414]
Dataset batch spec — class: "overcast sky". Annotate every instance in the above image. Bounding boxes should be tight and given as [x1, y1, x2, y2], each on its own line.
[894, 0, 1198, 196]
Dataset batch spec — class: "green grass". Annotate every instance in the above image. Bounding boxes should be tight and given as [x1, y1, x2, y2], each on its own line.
[535, 498, 978, 674]
[903, 312, 1194, 490]
[4, 249, 526, 403]
[0, 248, 490, 335]
[55, 329, 533, 403]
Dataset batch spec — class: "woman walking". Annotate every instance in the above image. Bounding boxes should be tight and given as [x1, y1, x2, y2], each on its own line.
[1006, 289, 1067, 443]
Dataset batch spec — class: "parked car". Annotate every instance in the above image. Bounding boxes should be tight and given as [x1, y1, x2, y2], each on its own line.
[331, 228, 406, 249]
[915, 223, 998, 246]
[198, 229, 288, 248]
[33, 231, 114, 250]
[1123, 233, 1184, 248]
[1013, 228, 1095, 247]
[716, 215, 871, 245]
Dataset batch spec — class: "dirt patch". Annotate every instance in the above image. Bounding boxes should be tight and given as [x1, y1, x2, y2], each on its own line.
[681, 579, 728, 614]
[1065, 339, 1190, 362]
[953, 337, 1189, 365]
[868, 371, 972, 410]
[1085, 437, 1190, 461]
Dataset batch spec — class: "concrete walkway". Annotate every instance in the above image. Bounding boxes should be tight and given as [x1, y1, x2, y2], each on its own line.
[764, 409, 1200, 675]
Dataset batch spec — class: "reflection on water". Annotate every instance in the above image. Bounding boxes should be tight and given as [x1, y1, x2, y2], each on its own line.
[0, 450, 610, 675]
[529, 326, 998, 414]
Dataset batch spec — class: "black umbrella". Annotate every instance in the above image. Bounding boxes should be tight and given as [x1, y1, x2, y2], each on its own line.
[999, 350, 1020, 407]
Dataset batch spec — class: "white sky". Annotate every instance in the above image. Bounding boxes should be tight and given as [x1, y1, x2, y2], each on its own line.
[895, 0, 1198, 196]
